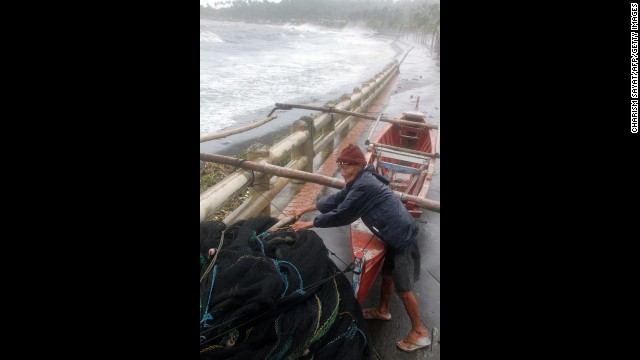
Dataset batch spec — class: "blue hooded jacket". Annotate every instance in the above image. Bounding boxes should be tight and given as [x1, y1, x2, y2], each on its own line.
[313, 165, 418, 250]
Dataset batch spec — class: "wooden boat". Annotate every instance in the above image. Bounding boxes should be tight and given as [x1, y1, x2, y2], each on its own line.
[351, 97, 438, 303]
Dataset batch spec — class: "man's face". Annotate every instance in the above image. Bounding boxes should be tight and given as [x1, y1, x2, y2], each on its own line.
[339, 163, 360, 184]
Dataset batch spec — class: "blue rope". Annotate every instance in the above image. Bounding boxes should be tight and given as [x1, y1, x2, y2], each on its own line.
[251, 231, 266, 255]
[270, 259, 307, 298]
[356, 327, 368, 348]
[256, 231, 271, 241]
[278, 260, 305, 293]
[346, 321, 357, 340]
[271, 259, 289, 298]
[200, 265, 217, 329]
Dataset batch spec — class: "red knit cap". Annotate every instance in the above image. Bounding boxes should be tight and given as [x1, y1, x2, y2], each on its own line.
[336, 144, 366, 166]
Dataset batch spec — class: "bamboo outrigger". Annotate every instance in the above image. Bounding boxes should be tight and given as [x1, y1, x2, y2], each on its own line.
[199, 152, 440, 213]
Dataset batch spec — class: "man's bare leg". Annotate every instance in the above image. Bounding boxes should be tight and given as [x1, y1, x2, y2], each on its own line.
[363, 275, 394, 319]
[398, 290, 428, 345]
[377, 275, 394, 315]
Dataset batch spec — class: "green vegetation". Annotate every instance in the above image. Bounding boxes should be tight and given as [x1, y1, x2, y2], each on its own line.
[200, 161, 251, 221]
[200, 162, 238, 193]
[201, 0, 440, 54]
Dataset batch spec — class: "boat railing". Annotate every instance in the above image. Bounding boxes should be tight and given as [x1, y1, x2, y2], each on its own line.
[373, 148, 434, 165]
[199, 60, 402, 224]
[377, 161, 423, 175]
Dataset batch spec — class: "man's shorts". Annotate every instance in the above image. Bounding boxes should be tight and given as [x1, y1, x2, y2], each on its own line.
[381, 239, 421, 292]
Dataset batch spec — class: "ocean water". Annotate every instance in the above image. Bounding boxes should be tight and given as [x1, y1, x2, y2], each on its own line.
[200, 20, 402, 152]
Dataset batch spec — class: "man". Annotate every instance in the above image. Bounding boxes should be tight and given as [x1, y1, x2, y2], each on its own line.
[291, 144, 430, 352]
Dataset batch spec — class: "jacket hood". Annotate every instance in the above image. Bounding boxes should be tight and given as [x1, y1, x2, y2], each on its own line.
[364, 164, 390, 185]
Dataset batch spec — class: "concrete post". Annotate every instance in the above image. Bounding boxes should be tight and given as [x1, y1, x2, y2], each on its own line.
[246, 143, 271, 216]
[290, 116, 314, 184]
[361, 81, 371, 99]
[322, 101, 336, 160]
[350, 87, 362, 131]
[352, 87, 362, 109]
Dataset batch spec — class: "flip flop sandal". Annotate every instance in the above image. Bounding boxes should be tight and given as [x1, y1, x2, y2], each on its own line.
[362, 308, 391, 321]
[396, 336, 431, 352]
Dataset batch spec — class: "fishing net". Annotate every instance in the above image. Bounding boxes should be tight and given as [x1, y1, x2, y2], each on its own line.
[200, 216, 371, 360]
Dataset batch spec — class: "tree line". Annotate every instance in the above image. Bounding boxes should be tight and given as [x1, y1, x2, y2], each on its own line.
[201, 0, 440, 54]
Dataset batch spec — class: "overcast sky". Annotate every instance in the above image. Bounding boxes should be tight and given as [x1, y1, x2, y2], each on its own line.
[199, 0, 410, 6]
[200, 0, 282, 7]
[200, 0, 416, 8]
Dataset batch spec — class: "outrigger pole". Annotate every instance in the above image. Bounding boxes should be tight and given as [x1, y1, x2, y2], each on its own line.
[200, 152, 441, 213]
[268, 103, 439, 130]
[200, 115, 278, 143]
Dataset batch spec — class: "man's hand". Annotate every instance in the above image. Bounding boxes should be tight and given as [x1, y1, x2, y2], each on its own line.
[291, 221, 314, 232]
[294, 209, 306, 220]
[294, 204, 317, 221]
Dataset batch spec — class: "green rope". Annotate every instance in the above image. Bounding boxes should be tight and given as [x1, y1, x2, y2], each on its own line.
[307, 279, 340, 346]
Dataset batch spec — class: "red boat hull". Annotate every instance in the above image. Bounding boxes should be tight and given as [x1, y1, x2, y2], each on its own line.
[369, 122, 436, 204]
[350, 220, 387, 303]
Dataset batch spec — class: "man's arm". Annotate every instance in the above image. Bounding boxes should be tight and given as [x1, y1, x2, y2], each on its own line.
[294, 204, 318, 220]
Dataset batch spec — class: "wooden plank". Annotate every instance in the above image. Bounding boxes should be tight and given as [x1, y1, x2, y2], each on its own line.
[365, 113, 384, 144]
[201, 152, 440, 213]
[376, 148, 431, 164]
[369, 141, 438, 159]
